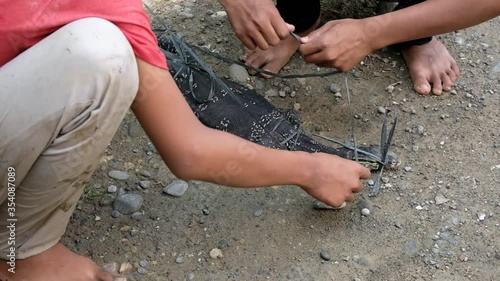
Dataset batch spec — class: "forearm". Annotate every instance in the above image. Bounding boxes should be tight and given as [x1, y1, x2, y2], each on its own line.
[369, 0, 500, 49]
[131, 58, 313, 188]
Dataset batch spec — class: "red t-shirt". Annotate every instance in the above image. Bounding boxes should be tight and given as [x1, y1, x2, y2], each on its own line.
[0, 0, 167, 70]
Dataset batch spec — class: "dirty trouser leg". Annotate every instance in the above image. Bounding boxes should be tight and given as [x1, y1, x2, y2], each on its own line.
[0, 17, 139, 259]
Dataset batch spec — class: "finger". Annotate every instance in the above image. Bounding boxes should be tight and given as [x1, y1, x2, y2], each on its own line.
[359, 166, 371, 179]
[344, 192, 354, 202]
[261, 21, 281, 46]
[251, 31, 270, 50]
[240, 35, 257, 51]
[271, 18, 293, 40]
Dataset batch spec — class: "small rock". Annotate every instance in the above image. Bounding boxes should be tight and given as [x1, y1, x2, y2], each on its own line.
[128, 123, 143, 138]
[435, 193, 449, 205]
[139, 181, 151, 189]
[404, 166, 412, 172]
[108, 171, 130, 181]
[229, 64, 249, 83]
[416, 125, 425, 135]
[454, 37, 464, 45]
[178, 12, 194, 19]
[102, 262, 119, 274]
[211, 11, 227, 18]
[329, 83, 340, 93]
[293, 103, 301, 111]
[107, 185, 117, 193]
[334, 92, 342, 98]
[111, 210, 121, 218]
[320, 250, 331, 261]
[255, 79, 265, 90]
[253, 209, 264, 217]
[137, 267, 148, 275]
[353, 278, 362, 281]
[353, 71, 362, 78]
[163, 180, 189, 197]
[361, 208, 371, 216]
[202, 208, 210, 215]
[139, 260, 149, 268]
[119, 262, 133, 273]
[100, 197, 114, 207]
[218, 240, 231, 249]
[493, 61, 500, 73]
[140, 170, 151, 178]
[175, 256, 186, 264]
[403, 240, 420, 255]
[113, 194, 143, 215]
[187, 273, 195, 280]
[265, 88, 278, 97]
[131, 212, 143, 220]
[451, 89, 458, 95]
[279, 90, 286, 97]
[377, 107, 386, 114]
[459, 253, 468, 262]
[477, 213, 486, 221]
[367, 180, 374, 186]
[209, 248, 224, 259]
[312, 200, 346, 210]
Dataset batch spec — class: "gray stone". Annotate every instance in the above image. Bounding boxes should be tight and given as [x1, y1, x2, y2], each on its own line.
[140, 170, 151, 177]
[179, 12, 194, 19]
[229, 64, 249, 83]
[187, 273, 195, 280]
[137, 267, 148, 275]
[128, 123, 143, 138]
[377, 107, 386, 114]
[139, 181, 151, 189]
[493, 61, 500, 73]
[139, 260, 149, 268]
[403, 240, 420, 255]
[320, 250, 331, 261]
[329, 83, 340, 93]
[175, 256, 186, 264]
[131, 212, 143, 220]
[111, 210, 121, 218]
[113, 194, 143, 215]
[107, 185, 117, 193]
[163, 180, 189, 197]
[416, 125, 425, 135]
[265, 89, 278, 97]
[108, 171, 130, 181]
[253, 209, 264, 217]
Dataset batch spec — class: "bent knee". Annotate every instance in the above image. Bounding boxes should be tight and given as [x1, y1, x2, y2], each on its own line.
[62, 18, 139, 95]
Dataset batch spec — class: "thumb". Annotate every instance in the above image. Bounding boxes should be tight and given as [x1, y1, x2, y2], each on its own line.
[300, 20, 341, 44]
[286, 23, 295, 32]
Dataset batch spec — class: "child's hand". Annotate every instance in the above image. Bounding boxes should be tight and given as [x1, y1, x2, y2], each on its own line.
[301, 153, 371, 208]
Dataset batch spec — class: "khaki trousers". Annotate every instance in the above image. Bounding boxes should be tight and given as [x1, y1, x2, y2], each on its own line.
[0, 17, 139, 259]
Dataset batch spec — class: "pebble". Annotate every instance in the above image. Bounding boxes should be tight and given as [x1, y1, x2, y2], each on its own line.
[113, 194, 143, 215]
[293, 103, 301, 111]
[279, 90, 287, 97]
[320, 250, 331, 261]
[100, 197, 114, 207]
[377, 107, 386, 114]
[477, 213, 486, 221]
[209, 248, 224, 259]
[253, 209, 264, 217]
[434, 193, 449, 205]
[139, 260, 149, 268]
[329, 83, 340, 93]
[137, 267, 148, 275]
[175, 256, 186, 264]
[416, 125, 425, 135]
[361, 208, 371, 216]
[493, 61, 500, 73]
[111, 210, 122, 219]
[367, 180, 375, 186]
[353, 278, 362, 281]
[131, 212, 143, 220]
[140, 170, 151, 178]
[128, 123, 143, 138]
[211, 11, 227, 18]
[179, 12, 194, 19]
[404, 166, 412, 172]
[353, 71, 362, 78]
[264, 89, 278, 97]
[334, 92, 342, 98]
[102, 262, 118, 274]
[218, 240, 231, 249]
[108, 171, 130, 181]
[403, 240, 420, 255]
[255, 79, 265, 90]
[119, 262, 133, 273]
[229, 64, 249, 83]
[139, 181, 151, 189]
[187, 273, 195, 280]
[107, 185, 117, 193]
[163, 180, 189, 197]
[202, 208, 210, 215]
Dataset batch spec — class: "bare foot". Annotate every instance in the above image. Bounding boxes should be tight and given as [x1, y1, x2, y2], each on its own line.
[402, 37, 460, 95]
[244, 20, 319, 79]
[0, 243, 124, 281]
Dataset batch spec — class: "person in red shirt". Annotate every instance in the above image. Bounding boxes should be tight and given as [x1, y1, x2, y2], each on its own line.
[219, 0, 500, 95]
[0, 1, 369, 280]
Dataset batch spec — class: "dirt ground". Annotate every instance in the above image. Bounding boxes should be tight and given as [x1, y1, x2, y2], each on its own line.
[63, 1, 500, 280]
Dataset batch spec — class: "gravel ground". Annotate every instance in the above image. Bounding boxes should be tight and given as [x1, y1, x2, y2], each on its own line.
[63, 1, 500, 280]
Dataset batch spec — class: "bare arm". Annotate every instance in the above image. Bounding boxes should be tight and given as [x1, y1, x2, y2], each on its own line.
[372, 0, 500, 49]
[131, 58, 370, 207]
[300, 0, 500, 70]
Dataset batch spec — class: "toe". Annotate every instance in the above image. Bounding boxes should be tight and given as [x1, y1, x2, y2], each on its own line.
[431, 75, 443, 96]
[441, 73, 453, 92]
[451, 62, 460, 77]
[446, 68, 457, 84]
[411, 73, 431, 95]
